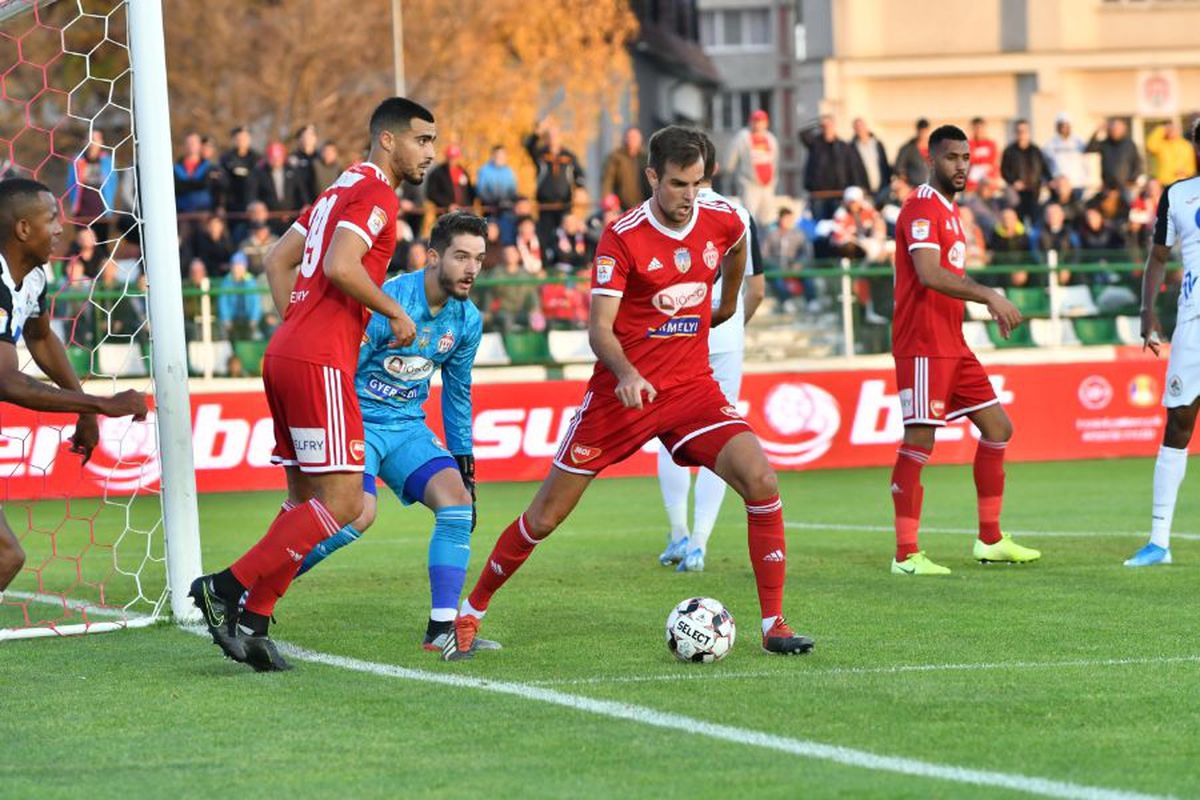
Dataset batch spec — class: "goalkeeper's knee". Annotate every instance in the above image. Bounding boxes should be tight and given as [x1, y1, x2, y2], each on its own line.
[295, 524, 362, 578]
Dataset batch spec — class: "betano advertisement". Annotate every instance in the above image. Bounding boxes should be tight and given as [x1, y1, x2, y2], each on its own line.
[0, 359, 1178, 501]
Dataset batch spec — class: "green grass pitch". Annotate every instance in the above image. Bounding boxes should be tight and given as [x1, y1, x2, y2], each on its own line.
[1, 457, 1198, 799]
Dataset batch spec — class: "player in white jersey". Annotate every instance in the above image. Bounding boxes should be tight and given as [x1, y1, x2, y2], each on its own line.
[1129, 120, 1200, 567]
[657, 138, 766, 572]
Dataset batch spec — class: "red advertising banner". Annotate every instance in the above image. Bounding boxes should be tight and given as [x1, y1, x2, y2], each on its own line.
[0, 358, 1181, 502]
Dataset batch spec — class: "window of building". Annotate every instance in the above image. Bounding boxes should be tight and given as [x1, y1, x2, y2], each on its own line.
[699, 7, 773, 51]
[711, 89, 774, 132]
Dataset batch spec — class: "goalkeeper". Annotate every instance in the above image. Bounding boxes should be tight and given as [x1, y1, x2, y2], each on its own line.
[296, 210, 498, 652]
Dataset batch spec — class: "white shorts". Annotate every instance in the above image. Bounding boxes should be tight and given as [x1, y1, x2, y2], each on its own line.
[1164, 315, 1200, 408]
[708, 349, 743, 406]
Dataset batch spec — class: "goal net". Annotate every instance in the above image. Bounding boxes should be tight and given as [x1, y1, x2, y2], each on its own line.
[0, 0, 200, 641]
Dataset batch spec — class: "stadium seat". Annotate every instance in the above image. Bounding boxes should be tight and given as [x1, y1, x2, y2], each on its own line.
[548, 330, 597, 364]
[1116, 315, 1144, 346]
[986, 320, 1033, 348]
[962, 320, 995, 350]
[1030, 318, 1081, 347]
[187, 340, 233, 376]
[502, 331, 552, 365]
[98, 342, 150, 377]
[1006, 287, 1051, 317]
[232, 340, 269, 376]
[475, 332, 511, 366]
[965, 289, 1002, 321]
[1054, 285, 1099, 317]
[1072, 317, 1119, 346]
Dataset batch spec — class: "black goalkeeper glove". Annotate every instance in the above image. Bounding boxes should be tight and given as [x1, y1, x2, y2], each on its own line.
[455, 454, 477, 531]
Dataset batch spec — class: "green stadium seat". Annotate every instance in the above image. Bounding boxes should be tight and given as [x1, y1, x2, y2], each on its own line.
[232, 340, 269, 376]
[1005, 287, 1051, 317]
[502, 331, 551, 365]
[1072, 317, 1120, 346]
[986, 320, 1033, 348]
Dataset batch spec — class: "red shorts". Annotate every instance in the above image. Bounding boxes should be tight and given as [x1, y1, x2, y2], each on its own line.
[895, 353, 998, 426]
[263, 354, 365, 473]
[553, 378, 752, 475]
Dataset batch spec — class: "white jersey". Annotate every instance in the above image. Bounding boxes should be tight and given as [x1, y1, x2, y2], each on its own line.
[0, 254, 48, 345]
[701, 188, 755, 355]
[1155, 176, 1200, 325]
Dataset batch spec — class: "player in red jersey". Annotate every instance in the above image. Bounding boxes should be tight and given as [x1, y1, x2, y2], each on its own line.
[442, 127, 814, 660]
[190, 98, 437, 670]
[890, 124, 1039, 575]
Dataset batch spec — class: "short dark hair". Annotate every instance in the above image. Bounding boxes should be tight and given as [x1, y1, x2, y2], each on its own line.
[777, 206, 795, 218]
[0, 177, 52, 238]
[928, 124, 968, 153]
[429, 210, 488, 253]
[369, 97, 435, 139]
[970, 116, 985, 126]
[647, 125, 706, 178]
[916, 118, 930, 130]
[1014, 118, 1029, 129]
[700, 132, 717, 181]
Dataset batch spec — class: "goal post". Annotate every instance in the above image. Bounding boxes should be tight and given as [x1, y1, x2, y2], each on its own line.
[0, 0, 202, 639]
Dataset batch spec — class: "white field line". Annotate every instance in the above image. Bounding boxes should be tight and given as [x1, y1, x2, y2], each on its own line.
[179, 626, 1170, 800]
[785, 521, 1200, 542]
[525, 654, 1200, 687]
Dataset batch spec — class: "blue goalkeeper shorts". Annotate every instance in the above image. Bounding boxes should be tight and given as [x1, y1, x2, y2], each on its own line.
[363, 423, 457, 507]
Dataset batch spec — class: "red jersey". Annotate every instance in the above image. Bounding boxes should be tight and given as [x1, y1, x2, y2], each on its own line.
[589, 197, 746, 394]
[892, 183, 969, 358]
[967, 137, 999, 191]
[267, 162, 398, 373]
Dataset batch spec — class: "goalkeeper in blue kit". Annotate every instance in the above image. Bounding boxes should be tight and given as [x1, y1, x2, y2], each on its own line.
[297, 211, 499, 651]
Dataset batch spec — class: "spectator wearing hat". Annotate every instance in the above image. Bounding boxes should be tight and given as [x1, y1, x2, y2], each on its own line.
[587, 193, 623, 244]
[217, 252, 262, 342]
[426, 145, 475, 212]
[894, 118, 932, 186]
[966, 117, 1000, 192]
[799, 114, 858, 221]
[1145, 120, 1197, 185]
[1043, 112, 1088, 190]
[725, 109, 779, 223]
[848, 117, 891, 203]
[828, 186, 886, 262]
[601, 127, 650, 211]
[1001, 119, 1054, 224]
[251, 141, 306, 234]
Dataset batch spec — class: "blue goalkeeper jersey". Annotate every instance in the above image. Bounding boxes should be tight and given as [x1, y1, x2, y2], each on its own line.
[356, 270, 482, 455]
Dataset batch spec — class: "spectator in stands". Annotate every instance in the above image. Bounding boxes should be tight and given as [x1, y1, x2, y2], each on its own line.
[539, 276, 589, 329]
[1145, 120, 1197, 185]
[66, 226, 106, 280]
[289, 123, 320, 203]
[957, 205, 989, 270]
[426, 144, 475, 212]
[967, 117, 1000, 192]
[489, 245, 541, 333]
[58, 253, 95, 346]
[1001, 119, 1053, 224]
[725, 109, 778, 223]
[387, 221, 418, 275]
[525, 118, 585, 254]
[217, 253, 262, 341]
[880, 174, 915, 234]
[181, 258, 209, 341]
[174, 132, 214, 220]
[312, 140, 343, 196]
[1043, 112, 1087, 190]
[894, 118, 931, 187]
[399, 181, 426, 240]
[66, 130, 115, 246]
[961, 175, 1005, 233]
[220, 126, 260, 239]
[988, 206, 1032, 278]
[550, 213, 590, 273]
[1087, 118, 1142, 195]
[601, 127, 650, 211]
[184, 214, 235, 279]
[763, 206, 812, 312]
[1038, 202, 1077, 285]
[201, 136, 227, 213]
[1088, 182, 1132, 238]
[847, 118, 890, 203]
[799, 114, 857, 221]
[97, 250, 145, 339]
[483, 220, 505, 270]
[1077, 206, 1124, 264]
[514, 216, 544, 273]
[1128, 178, 1162, 261]
[827, 186, 887, 263]
[405, 243, 429, 273]
[252, 141, 306, 234]
[476, 145, 519, 215]
[587, 193, 623, 245]
[1047, 174, 1085, 229]
[237, 207, 278, 276]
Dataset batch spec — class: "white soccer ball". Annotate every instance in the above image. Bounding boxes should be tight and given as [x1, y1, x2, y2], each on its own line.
[665, 597, 736, 663]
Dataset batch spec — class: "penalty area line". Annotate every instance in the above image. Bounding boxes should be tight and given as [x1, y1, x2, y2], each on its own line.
[179, 626, 1169, 800]
[785, 521, 1200, 541]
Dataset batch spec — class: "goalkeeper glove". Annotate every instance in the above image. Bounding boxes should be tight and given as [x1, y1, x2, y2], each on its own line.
[455, 454, 477, 531]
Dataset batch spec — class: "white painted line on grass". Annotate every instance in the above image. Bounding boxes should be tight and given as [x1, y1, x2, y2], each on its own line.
[180, 626, 1170, 800]
[785, 521, 1200, 542]
[526, 654, 1200, 687]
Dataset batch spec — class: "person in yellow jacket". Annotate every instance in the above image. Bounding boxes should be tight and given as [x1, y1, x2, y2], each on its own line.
[1146, 121, 1197, 184]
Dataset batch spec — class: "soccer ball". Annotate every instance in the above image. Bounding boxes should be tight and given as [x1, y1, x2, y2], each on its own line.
[665, 597, 736, 663]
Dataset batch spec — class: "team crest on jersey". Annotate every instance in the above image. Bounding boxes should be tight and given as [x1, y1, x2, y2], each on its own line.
[720, 404, 741, 419]
[930, 400, 946, 418]
[367, 205, 388, 237]
[437, 330, 455, 353]
[647, 257, 663, 272]
[596, 255, 616, 285]
[349, 440, 366, 462]
[570, 443, 601, 464]
[673, 247, 692, 274]
[911, 219, 931, 241]
[703, 241, 720, 270]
